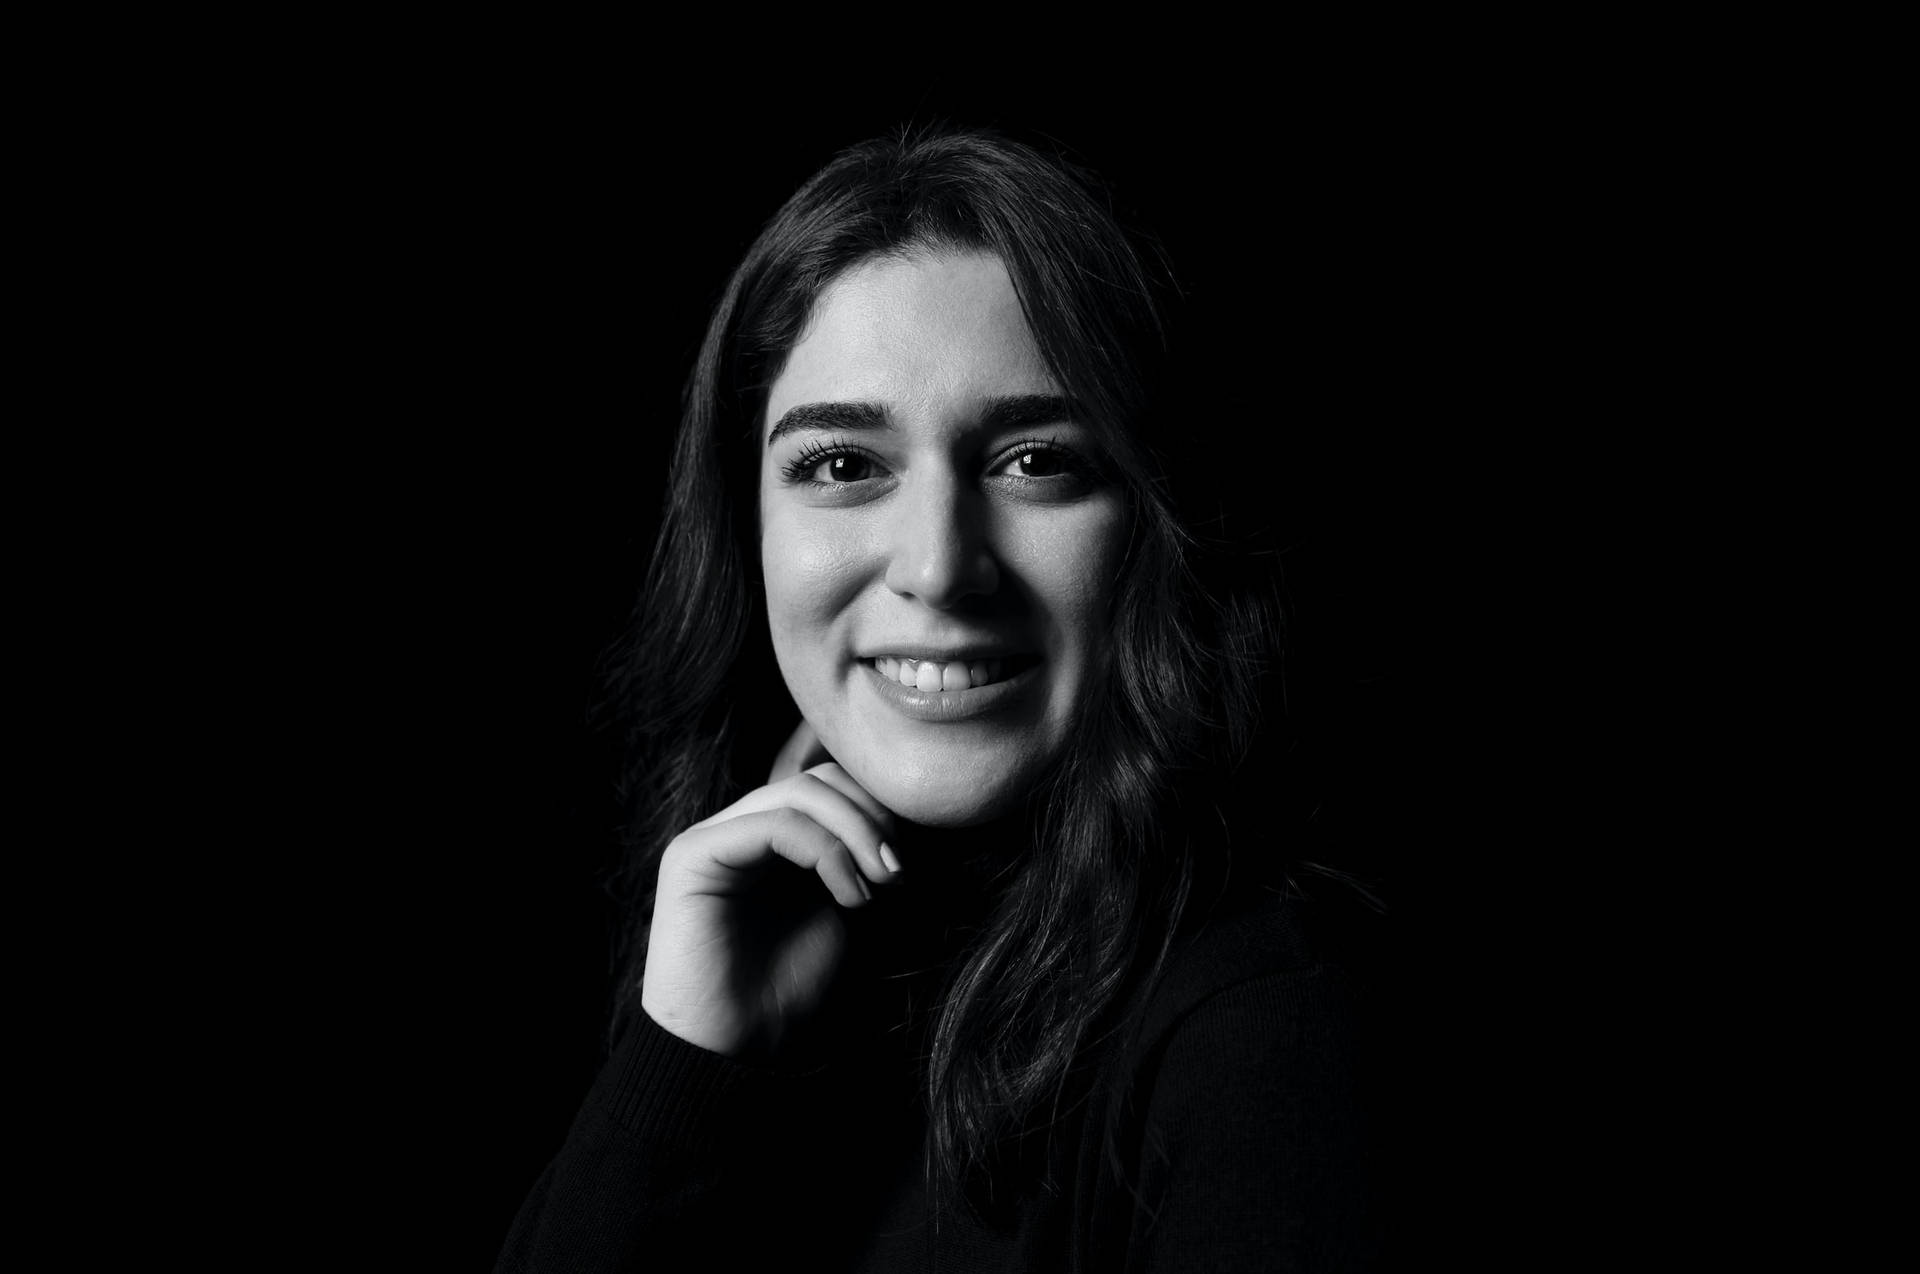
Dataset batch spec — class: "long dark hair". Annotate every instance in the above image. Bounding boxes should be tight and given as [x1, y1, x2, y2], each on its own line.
[604, 124, 1278, 1209]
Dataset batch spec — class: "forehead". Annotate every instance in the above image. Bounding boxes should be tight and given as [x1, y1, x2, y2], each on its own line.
[763, 251, 1059, 438]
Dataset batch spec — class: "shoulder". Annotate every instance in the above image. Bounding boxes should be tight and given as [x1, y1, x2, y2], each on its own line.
[1134, 888, 1367, 1056]
[1106, 891, 1381, 1266]
[1118, 888, 1381, 1189]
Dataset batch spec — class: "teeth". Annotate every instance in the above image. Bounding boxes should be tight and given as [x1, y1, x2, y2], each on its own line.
[872, 657, 1010, 691]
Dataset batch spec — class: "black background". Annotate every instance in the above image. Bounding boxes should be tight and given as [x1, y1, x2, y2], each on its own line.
[233, 70, 1530, 1264]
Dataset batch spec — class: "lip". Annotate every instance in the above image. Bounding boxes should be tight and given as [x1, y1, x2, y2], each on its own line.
[860, 658, 1041, 722]
[855, 643, 1029, 662]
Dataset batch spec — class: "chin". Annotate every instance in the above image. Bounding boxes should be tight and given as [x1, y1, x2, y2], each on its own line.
[856, 773, 1015, 829]
[837, 747, 1042, 831]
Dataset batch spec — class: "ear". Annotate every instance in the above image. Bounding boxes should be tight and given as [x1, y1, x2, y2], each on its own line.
[768, 717, 833, 783]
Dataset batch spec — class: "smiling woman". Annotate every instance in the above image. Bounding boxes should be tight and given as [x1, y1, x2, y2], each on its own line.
[496, 126, 1380, 1272]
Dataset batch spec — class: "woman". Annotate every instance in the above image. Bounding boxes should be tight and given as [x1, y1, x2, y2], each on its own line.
[497, 125, 1377, 1271]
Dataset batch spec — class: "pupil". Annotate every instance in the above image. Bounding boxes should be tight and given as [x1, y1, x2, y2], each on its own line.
[1021, 452, 1055, 475]
[830, 456, 864, 480]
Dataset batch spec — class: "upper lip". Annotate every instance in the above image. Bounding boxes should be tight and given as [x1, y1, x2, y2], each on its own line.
[857, 643, 1031, 662]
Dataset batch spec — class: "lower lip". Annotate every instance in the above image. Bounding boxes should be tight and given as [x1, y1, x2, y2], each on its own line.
[860, 659, 1040, 722]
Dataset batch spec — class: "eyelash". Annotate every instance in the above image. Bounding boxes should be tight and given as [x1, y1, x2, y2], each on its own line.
[780, 435, 1095, 487]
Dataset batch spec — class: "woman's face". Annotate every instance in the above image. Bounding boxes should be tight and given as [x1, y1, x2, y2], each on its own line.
[758, 251, 1129, 827]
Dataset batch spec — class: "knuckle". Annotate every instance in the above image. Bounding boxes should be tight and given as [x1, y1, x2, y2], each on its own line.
[658, 834, 701, 878]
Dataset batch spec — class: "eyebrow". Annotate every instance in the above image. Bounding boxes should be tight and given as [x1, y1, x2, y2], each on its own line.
[765, 401, 889, 446]
[765, 394, 1077, 448]
[980, 394, 1078, 433]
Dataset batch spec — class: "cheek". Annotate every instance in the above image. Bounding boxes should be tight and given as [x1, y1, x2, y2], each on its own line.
[759, 508, 869, 649]
[1016, 497, 1130, 654]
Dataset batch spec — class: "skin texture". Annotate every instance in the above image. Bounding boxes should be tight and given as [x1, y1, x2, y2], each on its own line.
[757, 250, 1129, 827]
[643, 250, 1129, 1058]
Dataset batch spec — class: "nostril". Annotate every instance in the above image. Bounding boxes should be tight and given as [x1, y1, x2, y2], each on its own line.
[884, 548, 1000, 606]
[882, 491, 1000, 606]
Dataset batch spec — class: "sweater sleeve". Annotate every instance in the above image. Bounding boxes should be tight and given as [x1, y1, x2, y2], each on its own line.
[494, 1011, 822, 1273]
[1131, 966, 1376, 1274]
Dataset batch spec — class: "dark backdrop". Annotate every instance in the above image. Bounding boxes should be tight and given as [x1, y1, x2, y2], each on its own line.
[278, 77, 1475, 1265]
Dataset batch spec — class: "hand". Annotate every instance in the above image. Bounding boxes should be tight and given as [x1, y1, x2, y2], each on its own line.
[640, 721, 901, 1059]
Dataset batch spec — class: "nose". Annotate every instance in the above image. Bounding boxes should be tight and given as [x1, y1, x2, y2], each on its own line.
[883, 472, 1000, 608]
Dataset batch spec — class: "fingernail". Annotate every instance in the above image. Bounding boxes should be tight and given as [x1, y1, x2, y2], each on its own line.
[879, 843, 902, 874]
[855, 874, 872, 902]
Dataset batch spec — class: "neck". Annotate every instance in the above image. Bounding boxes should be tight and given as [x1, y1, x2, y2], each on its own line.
[841, 810, 1029, 985]
[895, 811, 1025, 881]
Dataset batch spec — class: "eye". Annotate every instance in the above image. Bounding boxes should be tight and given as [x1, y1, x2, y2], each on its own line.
[816, 453, 874, 482]
[781, 444, 885, 486]
[1009, 449, 1066, 478]
[993, 440, 1092, 483]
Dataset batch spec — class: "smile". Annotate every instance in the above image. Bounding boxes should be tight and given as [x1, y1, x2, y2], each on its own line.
[867, 655, 1035, 692]
[859, 655, 1042, 722]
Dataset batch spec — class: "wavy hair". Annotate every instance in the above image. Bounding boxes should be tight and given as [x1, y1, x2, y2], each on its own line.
[603, 124, 1278, 1211]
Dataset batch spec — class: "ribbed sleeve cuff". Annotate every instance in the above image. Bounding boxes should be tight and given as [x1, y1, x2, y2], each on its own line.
[597, 1011, 792, 1154]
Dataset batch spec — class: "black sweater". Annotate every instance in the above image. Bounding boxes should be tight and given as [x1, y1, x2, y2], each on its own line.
[495, 892, 1377, 1272]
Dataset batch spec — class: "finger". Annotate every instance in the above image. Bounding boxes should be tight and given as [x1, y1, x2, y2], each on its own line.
[802, 763, 903, 873]
[695, 772, 894, 882]
[769, 718, 832, 783]
[669, 808, 872, 908]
